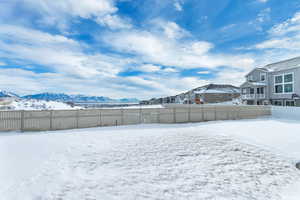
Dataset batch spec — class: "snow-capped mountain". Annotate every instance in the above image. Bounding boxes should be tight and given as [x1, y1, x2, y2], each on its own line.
[22, 93, 139, 103]
[0, 90, 19, 98]
[0, 91, 139, 110]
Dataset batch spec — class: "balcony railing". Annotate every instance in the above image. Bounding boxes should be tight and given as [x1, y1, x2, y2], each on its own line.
[241, 94, 265, 99]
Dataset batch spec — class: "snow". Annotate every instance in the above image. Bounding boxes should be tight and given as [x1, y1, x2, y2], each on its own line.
[104, 104, 164, 109]
[1, 119, 300, 199]
[194, 88, 240, 94]
[0, 99, 81, 110]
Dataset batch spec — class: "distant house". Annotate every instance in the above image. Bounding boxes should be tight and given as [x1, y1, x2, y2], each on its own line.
[241, 56, 300, 106]
[140, 84, 240, 105]
[189, 84, 240, 104]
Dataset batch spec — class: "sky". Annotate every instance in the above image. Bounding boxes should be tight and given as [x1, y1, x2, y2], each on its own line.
[1, 0, 300, 99]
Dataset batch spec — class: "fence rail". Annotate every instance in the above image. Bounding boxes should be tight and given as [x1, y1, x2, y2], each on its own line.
[0, 105, 271, 132]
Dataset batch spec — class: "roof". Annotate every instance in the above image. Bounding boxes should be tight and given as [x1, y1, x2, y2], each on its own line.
[264, 56, 300, 72]
[245, 67, 268, 77]
[240, 81, 267, 88]
[192, 84, 240, 94]
[245, 56, 300, 77]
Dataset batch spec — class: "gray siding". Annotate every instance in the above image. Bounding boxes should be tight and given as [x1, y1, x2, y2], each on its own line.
[246, 69, 267, 83]
[243, 69, 269, 100]
[269, 68, 300, 99]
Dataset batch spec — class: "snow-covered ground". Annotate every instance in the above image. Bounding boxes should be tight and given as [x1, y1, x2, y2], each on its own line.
[0, 99, 81, 110]
[1, 118, 300, 200]
[106, 104, 165, 109]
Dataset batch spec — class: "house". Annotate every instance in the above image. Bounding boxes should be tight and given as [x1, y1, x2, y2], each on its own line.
[140, 84, 240, 105]
[241, 56, 300, 106]
[189, 84, 240, 104]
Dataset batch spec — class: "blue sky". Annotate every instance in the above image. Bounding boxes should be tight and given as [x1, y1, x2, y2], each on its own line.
[1, 0, 300, 99]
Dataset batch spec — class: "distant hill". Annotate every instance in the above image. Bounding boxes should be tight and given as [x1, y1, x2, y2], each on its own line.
[0, 90, 19, 98]
[22, 93, 139, 103]
[0, 91, 139, 103]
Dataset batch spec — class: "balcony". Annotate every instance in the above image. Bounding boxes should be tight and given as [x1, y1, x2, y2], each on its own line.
[242, 94, 265, 100]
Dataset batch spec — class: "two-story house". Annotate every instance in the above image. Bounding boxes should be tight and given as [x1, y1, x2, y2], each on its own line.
[241, 56, 300, 106]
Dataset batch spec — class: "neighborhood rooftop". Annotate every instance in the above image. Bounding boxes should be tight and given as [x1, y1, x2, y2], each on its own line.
[241, 56, 300, 106]
[245, 56, 300, 77]
[264, 56, 300, 72]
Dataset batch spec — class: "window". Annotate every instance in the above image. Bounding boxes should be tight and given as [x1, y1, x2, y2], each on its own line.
[284, 74, 293, 83]
[284, 84, 293, 93]
[250, 88, 254, 94]
[242, 88, 247, 94]
[260, 73, 266, 81]
[273, 100, 283, 106]
[274, 73, 293, 94]
[285, 100, 295, 107]
[247, 75, 253, 81]
[257, 87, 264, 94]
[275, 85, 283, 93]
[275, 75, 283, 84]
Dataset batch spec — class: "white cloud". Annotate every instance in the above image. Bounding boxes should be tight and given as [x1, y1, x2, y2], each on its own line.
[174, 0, 184, 11]
[28, 0, 116, 21]
[213, 69, 246, 86]
[0, 66, 244, 99]
[0, 24, 127, 79]
[247, 8, 271, 32]
[0, 61, 6, 66]
[159, 20, 189, 39]
[197, 71, 210, 74]
[255, 11, 300, 50]
[0, 24, 212, 99]
[163, 67, 178, 73]
[139, 64, 161, 72]
[257, 0, 268, 3]
[8, 0, 130, 31]
[102, 28, 254, 70]
[269, 12, 300, 36]
[125, 74, 210, 98]
[96, 14, 131, 30]
[245, 11, 300, 72]
[256, 8, 271, 23]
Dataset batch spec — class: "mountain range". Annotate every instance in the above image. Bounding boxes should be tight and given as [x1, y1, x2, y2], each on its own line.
[0, 91, 139, 103]
[0, 91, 19, 98]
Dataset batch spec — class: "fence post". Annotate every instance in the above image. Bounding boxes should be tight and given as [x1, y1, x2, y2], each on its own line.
[139, 107, 142, 124]
[50, 110, 53, 130]
[173, 108, 176, 123]
[226, 106, 230, 120]
[157, 108, 160, 123]
[188, 105, 191, 122]
[121, 108, 124, 125]
[21, 110, 24, 132]
[201, 105, 204, 121]
[76, 110, 79, 128]
[237, 106, 240, 120]
[98, 109, 102, 127]
[214, 105, 217, 121]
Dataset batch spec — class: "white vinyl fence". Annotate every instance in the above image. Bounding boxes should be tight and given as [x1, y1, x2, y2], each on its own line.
[0, 105, 271, 132]
[271, 106, 300, 120]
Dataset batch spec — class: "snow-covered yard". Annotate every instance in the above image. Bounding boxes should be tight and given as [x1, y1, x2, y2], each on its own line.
[1, 118, 300, 200]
